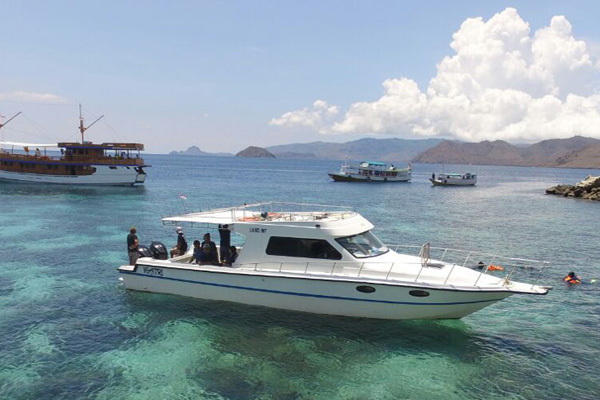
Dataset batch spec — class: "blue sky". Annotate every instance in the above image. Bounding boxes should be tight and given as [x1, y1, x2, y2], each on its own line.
[1, 1, 600, 153]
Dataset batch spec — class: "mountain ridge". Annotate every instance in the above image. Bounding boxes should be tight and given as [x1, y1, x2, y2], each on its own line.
[413, 136, 600, 168]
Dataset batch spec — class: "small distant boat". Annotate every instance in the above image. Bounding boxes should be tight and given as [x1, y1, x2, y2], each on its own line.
[0, 105, 149, 186]
[329, 161, 411, 182]
[430, 173, 477, 186]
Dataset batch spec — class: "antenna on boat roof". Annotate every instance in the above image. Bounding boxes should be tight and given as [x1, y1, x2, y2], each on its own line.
[78, 103, 104, 143]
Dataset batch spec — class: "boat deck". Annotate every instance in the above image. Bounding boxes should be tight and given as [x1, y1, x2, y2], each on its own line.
[139, 244, 549, 294]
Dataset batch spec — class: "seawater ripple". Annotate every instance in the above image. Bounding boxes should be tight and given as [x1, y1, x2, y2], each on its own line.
[0, 156, 599, 399]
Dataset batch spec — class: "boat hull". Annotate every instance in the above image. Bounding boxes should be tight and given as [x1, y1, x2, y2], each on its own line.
[0, 165, 146, 186]
[430, 178, 476, 186]
[329, 173, 410, 183]
[118, 262, 514, 320]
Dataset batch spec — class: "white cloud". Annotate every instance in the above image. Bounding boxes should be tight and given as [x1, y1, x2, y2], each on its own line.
[0, 91, 67, 104]
[270, 8, 600, 142]
[269, 100, 339, 134]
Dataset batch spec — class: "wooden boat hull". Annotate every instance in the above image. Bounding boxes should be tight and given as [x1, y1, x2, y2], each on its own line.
[0, 165, 147, 186]
[329, 173, 410, 183]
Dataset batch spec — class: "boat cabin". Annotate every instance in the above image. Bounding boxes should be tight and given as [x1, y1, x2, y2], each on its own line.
[162, 202, 392, 266]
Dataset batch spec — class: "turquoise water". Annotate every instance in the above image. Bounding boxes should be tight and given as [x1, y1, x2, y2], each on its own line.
[1, 155, 599, 399]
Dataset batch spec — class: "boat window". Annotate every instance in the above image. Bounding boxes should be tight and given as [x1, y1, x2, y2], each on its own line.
[335, 231, 389, 258]
[266, 237, 342, 260]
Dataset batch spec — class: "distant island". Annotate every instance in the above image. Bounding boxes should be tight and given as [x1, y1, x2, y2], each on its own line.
[169, 146, 232, 157]
[236, 146, 275, 158]
[169, 135, 600, 169]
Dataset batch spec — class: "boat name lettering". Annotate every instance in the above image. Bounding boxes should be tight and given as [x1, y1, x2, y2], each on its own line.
[142, 266, 163, 276]
[249, 228, 267, 233]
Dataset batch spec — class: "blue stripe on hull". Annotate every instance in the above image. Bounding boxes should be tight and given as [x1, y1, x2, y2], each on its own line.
[119, 270, 506, 306]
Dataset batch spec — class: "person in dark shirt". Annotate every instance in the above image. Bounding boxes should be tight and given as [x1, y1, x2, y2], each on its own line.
[189, 240, 202, 264]
[223, 245, 238, 266]
[201, 232, 219, 265]
[218, 224, 231, 263]
[127, 227, 139, 265]
[170, 226, 188, 258]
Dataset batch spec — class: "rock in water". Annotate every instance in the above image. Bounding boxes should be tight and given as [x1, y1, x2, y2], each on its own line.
[546, 175, 600, 201]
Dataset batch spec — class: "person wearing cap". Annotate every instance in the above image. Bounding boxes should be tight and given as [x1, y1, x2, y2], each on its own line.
[170, 226, 188, 258]
[127, 227, 139, 265]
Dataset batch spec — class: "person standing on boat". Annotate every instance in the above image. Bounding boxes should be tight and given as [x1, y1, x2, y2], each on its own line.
[201, 232, 219, 264]
[127, 227, 139, 265]
[170, 226, 188, 258]
[218, 224, 231, 263]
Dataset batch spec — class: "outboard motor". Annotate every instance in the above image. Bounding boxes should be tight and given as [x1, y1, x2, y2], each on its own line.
[138, 244, 153, 258]
[149, 241, 168, 260]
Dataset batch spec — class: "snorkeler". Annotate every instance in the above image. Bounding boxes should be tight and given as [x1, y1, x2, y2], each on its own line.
[563, 272, 581, 284]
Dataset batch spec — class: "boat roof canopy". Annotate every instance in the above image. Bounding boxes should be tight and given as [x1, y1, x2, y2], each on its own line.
[361, 161, 387, 166]
[0, 141, 57, 148]
[162, 202, 358, 226]
[57, 142, 145, 150]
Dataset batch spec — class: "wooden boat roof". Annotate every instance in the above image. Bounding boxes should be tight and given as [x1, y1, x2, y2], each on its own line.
[57, 142, 145, 150]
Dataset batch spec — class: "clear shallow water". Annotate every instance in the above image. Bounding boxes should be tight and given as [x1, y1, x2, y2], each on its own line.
[1, 155, 599, 399]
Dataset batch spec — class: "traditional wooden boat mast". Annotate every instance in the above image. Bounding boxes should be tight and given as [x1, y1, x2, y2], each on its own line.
[78, 104, 104, 143]
[0, 111, 22, 141]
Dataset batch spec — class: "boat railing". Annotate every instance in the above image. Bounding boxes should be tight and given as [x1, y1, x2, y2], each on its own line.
[0, 152, 144, 165]
[237, 244, 549, 289]
[229, 202, 357, 222]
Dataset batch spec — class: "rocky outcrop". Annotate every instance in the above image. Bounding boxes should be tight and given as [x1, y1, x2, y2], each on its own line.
[235, 146, 276, 158]
[546, 175, 600, 200]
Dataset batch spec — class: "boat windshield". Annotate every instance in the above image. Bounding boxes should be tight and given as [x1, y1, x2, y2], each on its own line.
[335, 231, 389, 258]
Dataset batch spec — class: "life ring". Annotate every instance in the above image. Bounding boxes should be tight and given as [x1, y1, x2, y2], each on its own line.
[239, 217, 259, 221]
[267, 212, 281, 218]
[488, 265, 504, 271]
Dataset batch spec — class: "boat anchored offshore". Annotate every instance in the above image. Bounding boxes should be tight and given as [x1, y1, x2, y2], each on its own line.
[0, 106, 149, 186]
[118, 202, 551, 320]
[329, 161, 411, 182]
[430, 172, 477, 186]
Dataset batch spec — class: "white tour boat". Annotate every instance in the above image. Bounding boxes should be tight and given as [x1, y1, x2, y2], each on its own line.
[430, 172, 477, 186]
[329, 161, 411, 182]
[118, 202, 550, 320]
[0, 106, 149, 186]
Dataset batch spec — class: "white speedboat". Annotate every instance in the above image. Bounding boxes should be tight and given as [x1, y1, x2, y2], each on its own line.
[118, 202, 550, 320]
[0, 105, 149, 186]
[430, 172, 477, 186]
[329, 161, 411, 182]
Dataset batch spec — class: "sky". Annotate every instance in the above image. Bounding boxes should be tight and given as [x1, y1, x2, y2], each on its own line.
[1, 0, 600, 154]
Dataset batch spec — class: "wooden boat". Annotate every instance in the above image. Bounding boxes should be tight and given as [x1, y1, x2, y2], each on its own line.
[430, 172, 476, 186]
[0, 106, 149, 186]
[329, 161, 411, 182]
